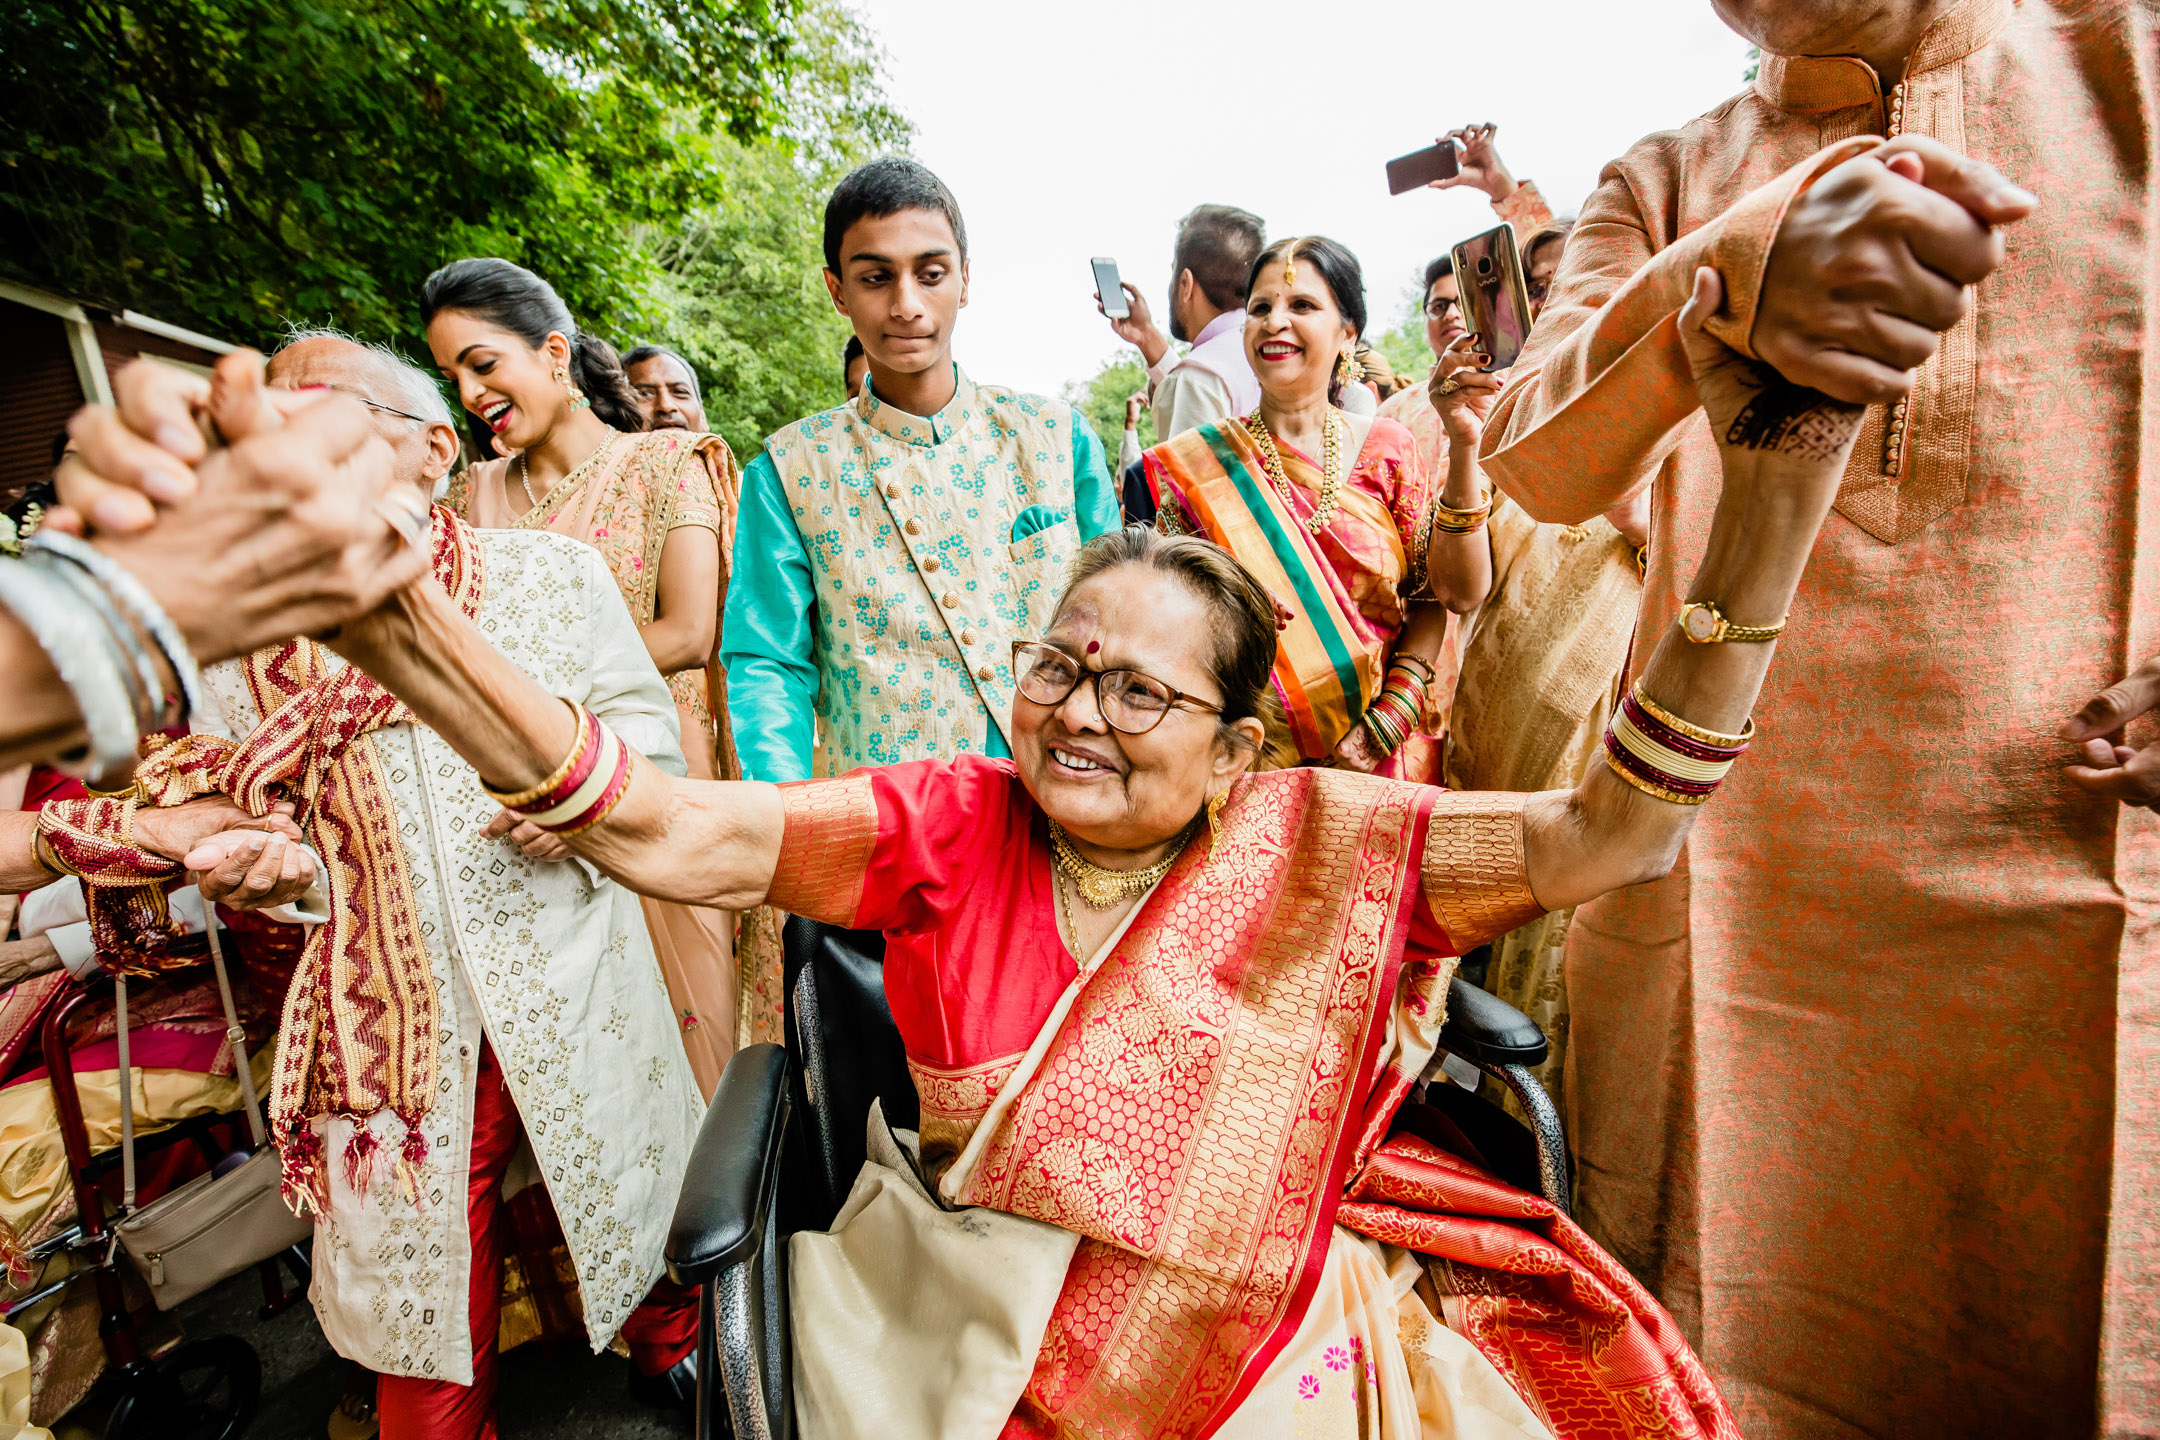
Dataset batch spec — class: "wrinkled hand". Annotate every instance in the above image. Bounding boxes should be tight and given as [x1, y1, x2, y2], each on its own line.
[57, 351, 432, 662]
[1099, 284, 1169, 366]
[1754, 135, 2033, 404]
[1429, 124, 1516, 203]
[183, 827, 319, 911]
[134, 797, 302, 865]
[2062, 663, 2160, 808]
[484, 808, 572, 862]
[1680, 266, 1865, 482]
[1332, 722, 1386, 774]
[1429, 334, 1503, 446]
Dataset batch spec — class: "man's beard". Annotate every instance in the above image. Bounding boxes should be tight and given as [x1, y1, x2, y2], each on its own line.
[1169, 287, 1189, 345]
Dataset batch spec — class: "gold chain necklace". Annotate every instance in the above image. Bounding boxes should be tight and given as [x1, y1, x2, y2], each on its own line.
[519, 432, 621, 514]
[1048, 820, 1194, 909]
[1246, 408, 1347, 535]
[1051, 866, 1080, 956]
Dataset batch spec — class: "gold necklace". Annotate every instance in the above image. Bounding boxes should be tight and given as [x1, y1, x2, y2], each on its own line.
[1247, 408, 1346, 534]
[1048, 820, 1194, 909]
[518, 433, 621, 515]
[1051, 866, 1080, 956]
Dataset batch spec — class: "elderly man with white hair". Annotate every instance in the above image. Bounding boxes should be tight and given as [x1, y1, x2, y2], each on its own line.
[37, 332, 705, 1438]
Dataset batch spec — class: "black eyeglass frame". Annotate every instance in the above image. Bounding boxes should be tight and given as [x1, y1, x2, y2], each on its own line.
[1009, 640, 1226, 736]
[1423, 295, 1462, 320]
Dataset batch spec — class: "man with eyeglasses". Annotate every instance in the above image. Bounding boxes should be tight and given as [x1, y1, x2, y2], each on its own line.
[50, 330, 708, 1437]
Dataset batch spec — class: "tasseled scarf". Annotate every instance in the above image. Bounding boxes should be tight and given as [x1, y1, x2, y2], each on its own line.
[38, 508, 484, 1214]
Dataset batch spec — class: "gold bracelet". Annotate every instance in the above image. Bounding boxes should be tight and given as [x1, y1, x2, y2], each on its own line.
[1599, 748, 1715, 806]
[1430, 493, 1493, 535]
[1630, 679, 1755, 749]
[480, 700, 592, 809]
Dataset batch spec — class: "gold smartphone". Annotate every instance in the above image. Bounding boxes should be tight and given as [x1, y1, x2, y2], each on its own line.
[1451, 223, 1535, 371]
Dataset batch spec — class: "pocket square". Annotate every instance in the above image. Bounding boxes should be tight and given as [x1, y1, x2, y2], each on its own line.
[1010, 504, 1071, 543]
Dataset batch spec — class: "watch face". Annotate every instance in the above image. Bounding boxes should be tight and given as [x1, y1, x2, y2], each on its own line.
[1682, 605, 1719, 642]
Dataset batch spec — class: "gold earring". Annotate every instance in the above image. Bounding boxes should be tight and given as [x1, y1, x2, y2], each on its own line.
[1205, 785, 1230, 858]
[1336, 349, 1366, 386]
[555, 363, 589, 410]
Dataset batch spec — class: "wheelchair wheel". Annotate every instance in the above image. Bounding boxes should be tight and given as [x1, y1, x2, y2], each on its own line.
[104, 1336, 261, 1440]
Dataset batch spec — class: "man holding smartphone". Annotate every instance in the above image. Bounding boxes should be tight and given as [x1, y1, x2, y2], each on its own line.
[1478, 2, 2155, 1436]
[1096, 203, 1265, 446]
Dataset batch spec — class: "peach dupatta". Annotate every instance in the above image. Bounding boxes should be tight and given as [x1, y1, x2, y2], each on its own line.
[453, 429, 743, 1095]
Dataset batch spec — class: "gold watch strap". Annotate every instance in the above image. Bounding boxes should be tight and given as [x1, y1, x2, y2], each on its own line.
[1679, 600, 1787, 644]
[1719, 618, 1787, 642]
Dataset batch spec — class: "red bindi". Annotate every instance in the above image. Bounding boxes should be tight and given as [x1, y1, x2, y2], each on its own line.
[1086, 641, 1100, 654]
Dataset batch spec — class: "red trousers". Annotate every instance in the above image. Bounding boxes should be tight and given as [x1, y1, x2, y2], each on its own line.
[377, 1044, 699, 1440]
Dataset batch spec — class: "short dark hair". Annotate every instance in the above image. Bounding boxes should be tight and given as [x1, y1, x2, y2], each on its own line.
[1057, 527, 1280, 747]
[822, 157, 968, 275]
[1524, 218, 1577, 270]
[1172, 204, 1266, 312]
[841, 334, 865, 394]
[622, 345, 700, 403]
[1422, 253, 1455, 294]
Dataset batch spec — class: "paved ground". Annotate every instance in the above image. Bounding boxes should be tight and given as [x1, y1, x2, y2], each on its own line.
[59, 1261, 691, 1439]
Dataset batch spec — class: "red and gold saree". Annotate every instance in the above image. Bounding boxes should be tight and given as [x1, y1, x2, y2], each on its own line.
[764, 756, 1736, 1440]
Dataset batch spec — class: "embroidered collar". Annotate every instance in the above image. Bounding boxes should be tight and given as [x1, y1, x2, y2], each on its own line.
[859, 364, 978, 447]
[1753, 0, 2013, 112]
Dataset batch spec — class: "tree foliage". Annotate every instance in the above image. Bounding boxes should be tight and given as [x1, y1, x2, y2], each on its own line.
[0, 0, 912, 457]
[1063, 356, 1156, 473]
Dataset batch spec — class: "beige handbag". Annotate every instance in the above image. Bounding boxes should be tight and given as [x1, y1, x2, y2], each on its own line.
[110, 921, 313, 1310]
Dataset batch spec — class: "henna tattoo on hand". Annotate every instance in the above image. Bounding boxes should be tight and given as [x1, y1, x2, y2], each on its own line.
[1724, 366, 1865, 461]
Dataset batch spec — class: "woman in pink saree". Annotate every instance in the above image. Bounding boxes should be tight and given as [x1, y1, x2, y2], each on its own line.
[423, 258, 742, 1095]
[322, 270, 1848, 1440]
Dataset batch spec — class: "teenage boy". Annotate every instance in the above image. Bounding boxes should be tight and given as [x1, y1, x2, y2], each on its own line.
[722, 156, 1120, 782]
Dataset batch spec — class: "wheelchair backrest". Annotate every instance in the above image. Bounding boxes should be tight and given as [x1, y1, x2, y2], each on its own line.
[779, 917, 919, 1232]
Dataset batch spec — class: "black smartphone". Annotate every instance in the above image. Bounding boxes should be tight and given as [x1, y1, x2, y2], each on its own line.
[1092, 258, 1129, 319]
[1451, 223, 1535, 371]
[1386, 141, 1459, 195]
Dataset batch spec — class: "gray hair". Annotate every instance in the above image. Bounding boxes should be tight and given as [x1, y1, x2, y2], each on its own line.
[276, 325, 456, 427]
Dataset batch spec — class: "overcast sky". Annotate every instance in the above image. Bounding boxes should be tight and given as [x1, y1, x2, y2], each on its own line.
[853, 0, 1755, 398]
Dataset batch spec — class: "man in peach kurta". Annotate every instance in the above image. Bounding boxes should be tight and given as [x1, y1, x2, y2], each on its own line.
[1481, 0, 2158, 1435]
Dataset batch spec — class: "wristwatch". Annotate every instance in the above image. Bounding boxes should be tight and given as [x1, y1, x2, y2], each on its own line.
[1677, 600, 1786, 644]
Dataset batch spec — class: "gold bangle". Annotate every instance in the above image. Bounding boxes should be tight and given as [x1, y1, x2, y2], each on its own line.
[481, 700, 592, 809]
[1600, 747, 1714, 806]
[1630, 679, 1754, 749]
[1430, 493, 1493, 535]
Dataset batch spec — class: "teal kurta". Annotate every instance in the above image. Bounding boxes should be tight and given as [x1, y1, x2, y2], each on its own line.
[723, 365, 1119, 783]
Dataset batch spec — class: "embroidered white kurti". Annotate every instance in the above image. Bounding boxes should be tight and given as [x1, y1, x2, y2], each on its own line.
[195, 529, 700, 1385]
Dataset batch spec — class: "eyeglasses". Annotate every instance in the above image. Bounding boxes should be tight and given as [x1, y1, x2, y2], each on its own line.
[1011, 641, 1224, 736]
[343, 390, 433, 425]
[1424, 296, 1460, 320]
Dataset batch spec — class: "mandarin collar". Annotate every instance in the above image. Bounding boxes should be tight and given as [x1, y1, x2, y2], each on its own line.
[859, 363, 977, 447]
[1754, 0, 2014, 112]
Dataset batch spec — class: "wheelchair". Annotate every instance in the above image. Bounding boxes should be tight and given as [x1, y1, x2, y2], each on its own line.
[665, 918, 1568, 1440]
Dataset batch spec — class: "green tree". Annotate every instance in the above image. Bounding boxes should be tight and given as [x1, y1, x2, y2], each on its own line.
[0, 0, 799, 347]
[1063, 355, 1155, 472]
[635, 1, 912, 458]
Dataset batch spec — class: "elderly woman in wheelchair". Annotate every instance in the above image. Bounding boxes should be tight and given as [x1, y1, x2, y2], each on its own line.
[326, 272, 1849, 1440]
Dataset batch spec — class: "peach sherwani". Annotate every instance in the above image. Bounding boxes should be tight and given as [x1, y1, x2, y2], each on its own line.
[1480, 1, 2160, 1435]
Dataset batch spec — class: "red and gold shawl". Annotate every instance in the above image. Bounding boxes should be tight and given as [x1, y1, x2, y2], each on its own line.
[37, 507, 484, 1209]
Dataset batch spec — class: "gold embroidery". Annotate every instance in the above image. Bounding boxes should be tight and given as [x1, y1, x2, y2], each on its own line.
[1420, 791, 1543, 952]
[974, 768, 1423, 1440]
[910, 1053, 1021, 1179]
[766, 776, 877, 925]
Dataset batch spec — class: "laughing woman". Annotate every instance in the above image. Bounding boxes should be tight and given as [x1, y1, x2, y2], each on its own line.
[422, 258, 744, 1094]
[1138, 236, 1449, 781]
[318, 267, 1855, 1440]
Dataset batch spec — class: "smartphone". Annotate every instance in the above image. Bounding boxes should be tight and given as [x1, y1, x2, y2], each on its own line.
[1092, 258, 1129, 319]
[1386, 141, 1459, 195]
[1451, 223, 1535, 371]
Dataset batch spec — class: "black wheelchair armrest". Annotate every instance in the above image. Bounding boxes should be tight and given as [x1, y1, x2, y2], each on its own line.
[667, 1043, 792, 1287]
[1440, 975, 1549, 1068]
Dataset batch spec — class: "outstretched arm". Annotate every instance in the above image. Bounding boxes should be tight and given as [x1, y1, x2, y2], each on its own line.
[1519, 266, 1863, 913]
[326, 579, 782, 910]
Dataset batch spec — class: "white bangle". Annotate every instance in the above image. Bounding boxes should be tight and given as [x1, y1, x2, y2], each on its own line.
[29, 531, 201, 729]
[0, 558, 140, 779]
